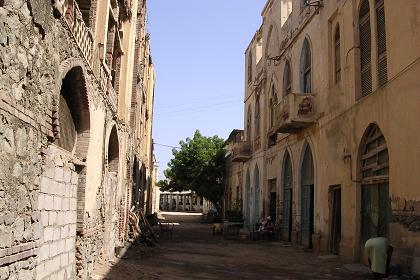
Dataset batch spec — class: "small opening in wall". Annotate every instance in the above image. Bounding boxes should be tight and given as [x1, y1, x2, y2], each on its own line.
[0, 0, 4, 7]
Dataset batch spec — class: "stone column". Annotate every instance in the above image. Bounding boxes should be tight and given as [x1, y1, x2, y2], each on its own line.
[169, 194, 173, 211]
[175, 195, 179, 211]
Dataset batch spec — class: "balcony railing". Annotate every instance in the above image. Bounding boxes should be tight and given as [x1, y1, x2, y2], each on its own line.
[273, 93, 317, 133]
[65, 1, 94, 64]
[231, 141, 251, 162]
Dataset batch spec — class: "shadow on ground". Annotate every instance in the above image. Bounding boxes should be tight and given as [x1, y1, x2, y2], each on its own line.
[90, 212, 371, 280]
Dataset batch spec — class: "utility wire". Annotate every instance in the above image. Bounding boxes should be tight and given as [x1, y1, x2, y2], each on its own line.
[155, 97, 242, 110]
[153, 142, 180, 149]
[155, 100, 242, 117]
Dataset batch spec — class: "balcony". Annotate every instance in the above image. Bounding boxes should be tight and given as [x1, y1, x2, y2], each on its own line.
[231, 141, 251, 162]
[273, 93, 317, 133]
[64, 1, 94, 64]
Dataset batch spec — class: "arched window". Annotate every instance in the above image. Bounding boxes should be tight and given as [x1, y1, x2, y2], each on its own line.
[107, 126, 119, 173]
[246, 106, 252, 142]
[334, 24, 341, 83]
[359, 0, 372, 97]
[282, 151, 293, 242]
[300, 39, 312, 93]
[376, 0, 388, 86]
[270, 85, 278, 128]
[248, 52, 253, 84]
[255, 95, 260, 138]
[301, 143, 315, 247]
[283, 61, 292, 96]
[359, 124, 390, 247]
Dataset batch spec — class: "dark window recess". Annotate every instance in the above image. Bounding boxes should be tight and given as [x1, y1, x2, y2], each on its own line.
[283, 61, 292, 96]
[268, 133, 277, 148]
[301, 39, 312, 93]
[255, 95, 260, 137]
[334, 25, 341, 84]
[248, 52, 253, 84]
[359, 0, 372, 98]
[376, 0, 388, 87]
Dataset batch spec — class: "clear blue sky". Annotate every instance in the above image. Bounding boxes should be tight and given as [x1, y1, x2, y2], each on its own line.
[148, 0, 266, 180]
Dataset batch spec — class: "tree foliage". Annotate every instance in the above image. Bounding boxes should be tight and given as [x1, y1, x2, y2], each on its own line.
[158, 130, 225, 208]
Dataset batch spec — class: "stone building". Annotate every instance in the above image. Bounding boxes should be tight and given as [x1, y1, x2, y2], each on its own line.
[224, 130, 244, 216]
[0, 0, 156, 279]
[229, 0, 420, 274]
[159, 191, 208, 213]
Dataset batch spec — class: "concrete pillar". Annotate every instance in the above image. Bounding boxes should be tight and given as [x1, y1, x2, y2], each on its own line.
[175, 195, 179, 211]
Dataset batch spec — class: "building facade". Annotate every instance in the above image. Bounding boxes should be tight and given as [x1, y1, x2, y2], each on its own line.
[224, 130, 244, 216]
[230, 0, 420, 274]
[159, 191, 206, 213]
[0, 0, 155, 279]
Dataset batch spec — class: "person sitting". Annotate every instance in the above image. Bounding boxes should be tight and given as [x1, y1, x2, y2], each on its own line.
[364, 237, 393, 279]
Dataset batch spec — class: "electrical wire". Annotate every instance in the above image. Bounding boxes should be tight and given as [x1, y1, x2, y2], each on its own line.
[154, 99, 242, 117]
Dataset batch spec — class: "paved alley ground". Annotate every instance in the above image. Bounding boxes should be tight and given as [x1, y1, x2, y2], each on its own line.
[91, 213, 372, 280]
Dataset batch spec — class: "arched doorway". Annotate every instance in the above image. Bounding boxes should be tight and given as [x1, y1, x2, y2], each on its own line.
[104, 125, 119, 259]
[254, 164, 260, 224]
[359, 124, 390, 253]
[55, 66, 90, 233]
[301, 144, 314, 247]
[245, 169, 251, 225]
[282, 151, 293, 242]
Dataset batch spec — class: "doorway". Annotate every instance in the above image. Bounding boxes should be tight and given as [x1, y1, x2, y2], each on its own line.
[359, 124, 390, 256]
[329, 186, 341, 254]
[301, 144, 314, 247]
[282, 152, 293, 242]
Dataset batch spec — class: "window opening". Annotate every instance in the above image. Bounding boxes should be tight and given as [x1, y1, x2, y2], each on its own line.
[334, 25, 341, 83]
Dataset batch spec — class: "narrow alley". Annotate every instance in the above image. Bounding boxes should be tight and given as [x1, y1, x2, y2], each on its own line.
[90, 213, 371, 280]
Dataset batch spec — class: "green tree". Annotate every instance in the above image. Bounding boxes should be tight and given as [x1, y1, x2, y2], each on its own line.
[158, 130, 225, 210]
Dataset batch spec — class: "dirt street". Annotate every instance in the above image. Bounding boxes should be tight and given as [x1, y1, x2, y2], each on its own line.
[90, 212, 371, 280]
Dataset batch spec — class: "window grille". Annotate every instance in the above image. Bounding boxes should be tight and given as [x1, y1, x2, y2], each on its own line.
[359, 0, 372, 97]
[334, 24, 341, 83]
[283, 61, 292, 96]
[376, 0, 388, 86]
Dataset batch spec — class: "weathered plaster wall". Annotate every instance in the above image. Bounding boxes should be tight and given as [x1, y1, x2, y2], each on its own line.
[239, 0, 420, 274]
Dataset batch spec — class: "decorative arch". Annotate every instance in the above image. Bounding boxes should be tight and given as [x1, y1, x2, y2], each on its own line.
[283, 60, 292, 96]
[107, 125, 119, 173]
[54, 60, 91, 234]
[357, 123, 390, 253]
[300, 141, 315, 247]
[300, 38, 312, 93]
[54, 61, 90, 159]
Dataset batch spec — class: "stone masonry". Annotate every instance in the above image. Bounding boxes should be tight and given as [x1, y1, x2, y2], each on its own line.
[0, 0, 156, 279]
